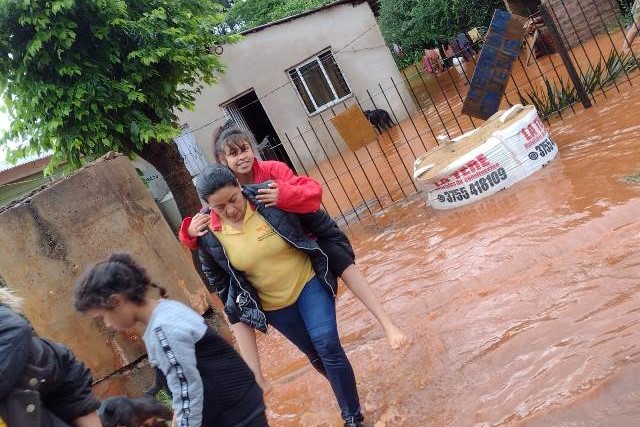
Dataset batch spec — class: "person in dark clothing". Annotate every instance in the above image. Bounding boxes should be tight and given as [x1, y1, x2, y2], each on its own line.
[73, 253, 267, 427]
[451, 32, 474, 61]
[0, 287, 101, 427]
[194, 164, 372, 427]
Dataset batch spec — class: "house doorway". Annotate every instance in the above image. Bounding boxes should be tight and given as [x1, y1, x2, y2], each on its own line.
[222, 90, 296, 172]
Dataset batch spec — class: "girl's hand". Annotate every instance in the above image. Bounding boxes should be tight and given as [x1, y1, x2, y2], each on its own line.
[384, 323, 411, 349]
[256, 182, 279, 207]
[188, 213, 211, 237]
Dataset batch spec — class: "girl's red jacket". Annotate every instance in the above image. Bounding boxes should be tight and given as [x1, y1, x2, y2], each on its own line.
[178, 160, 323, 250]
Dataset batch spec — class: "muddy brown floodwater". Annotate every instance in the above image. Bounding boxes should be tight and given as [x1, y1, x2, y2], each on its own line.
[256, 71, 640, 425]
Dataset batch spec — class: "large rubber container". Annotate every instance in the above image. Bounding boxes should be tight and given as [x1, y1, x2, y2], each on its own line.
[414, 104, 558, 209]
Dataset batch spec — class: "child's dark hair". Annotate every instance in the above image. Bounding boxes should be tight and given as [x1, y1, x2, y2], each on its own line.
[212, 119, 257, 163]
[74, 253, 167, 313]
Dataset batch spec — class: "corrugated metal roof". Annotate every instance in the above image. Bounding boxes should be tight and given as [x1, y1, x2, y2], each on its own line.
[0, 154, 49, 173]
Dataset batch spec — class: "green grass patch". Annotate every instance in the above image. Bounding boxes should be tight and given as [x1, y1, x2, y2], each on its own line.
[624, 168, 640, 184]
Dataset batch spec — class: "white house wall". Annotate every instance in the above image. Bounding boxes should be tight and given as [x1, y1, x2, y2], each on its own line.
[176, 2, 416, 169]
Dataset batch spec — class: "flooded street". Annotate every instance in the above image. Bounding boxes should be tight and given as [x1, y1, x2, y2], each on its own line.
[258, 76, 640, 424]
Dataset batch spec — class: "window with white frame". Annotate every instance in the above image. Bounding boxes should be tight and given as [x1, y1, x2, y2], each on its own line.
[288, 50, 351, 115]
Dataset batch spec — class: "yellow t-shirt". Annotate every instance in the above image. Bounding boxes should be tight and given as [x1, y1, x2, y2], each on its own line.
[0, 417, 6, 427]
[213, 207, 314, 311]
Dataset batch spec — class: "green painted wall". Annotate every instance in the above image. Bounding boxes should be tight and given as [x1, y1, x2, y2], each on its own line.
[0, 172, 54, 207]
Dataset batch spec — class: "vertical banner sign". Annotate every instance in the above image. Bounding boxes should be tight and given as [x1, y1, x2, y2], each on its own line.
[462, 9, 526, 120]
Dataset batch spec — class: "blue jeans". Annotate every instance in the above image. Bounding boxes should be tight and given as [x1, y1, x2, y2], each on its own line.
[265, 276, 363, 422]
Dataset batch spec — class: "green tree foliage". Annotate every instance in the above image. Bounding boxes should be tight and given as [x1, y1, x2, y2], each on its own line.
[227, 0, 332, 30]
[379, 0, 504, 53]
[0, 0, 236, 217]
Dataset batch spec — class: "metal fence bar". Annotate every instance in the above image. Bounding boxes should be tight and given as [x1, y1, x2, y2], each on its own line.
[390, 76, 430, 153]
[412, 64, 453, 139]
[576, 0, 621, 94]
[532, 6, 577, 115]
[590, 0, 632, 87]
[330, 101, 391, 208]
[540, 3, 593, 109]
[294, 127, 349, 224]
[366, 88, 414, 198]
[441, 53, 478, 129]
[602, 0, 640, 76]
[403, 71, 441, 143]
[283, 132, 335, 218]
[557, 0, 609, 99]
[547, 2, 600, 104]
[377, 82, 421, 162]
[428, 64, 466, 134]
[353, 95, 407, 202]
[514, 33, 561, 122]
[322, 105, 383, 216]
[306, 120, 366, 220]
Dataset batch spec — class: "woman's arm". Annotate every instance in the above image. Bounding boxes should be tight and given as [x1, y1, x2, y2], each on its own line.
[38, 340, 101, 423]
[198, 244, 232, 307]
[230, 322, 272, 394]
[0, 307, 31, 399]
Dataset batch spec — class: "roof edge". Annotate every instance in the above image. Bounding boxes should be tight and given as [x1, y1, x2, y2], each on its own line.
[240, 0, 379, 36]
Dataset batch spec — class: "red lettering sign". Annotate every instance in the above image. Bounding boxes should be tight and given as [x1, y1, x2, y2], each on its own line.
[433, 153, 496, 188]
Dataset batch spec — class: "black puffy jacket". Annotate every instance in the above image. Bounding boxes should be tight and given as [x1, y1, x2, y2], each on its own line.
[198, 183, 352, 333]
[0, 305, 100, 427]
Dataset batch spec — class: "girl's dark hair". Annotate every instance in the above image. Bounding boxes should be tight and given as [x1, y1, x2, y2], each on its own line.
[211, 120, 257, 163]
[74, 253, 167, 313]
[195, 164, 238, 200]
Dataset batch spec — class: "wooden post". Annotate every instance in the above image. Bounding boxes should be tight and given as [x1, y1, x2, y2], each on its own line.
[539, 4, 592, 109]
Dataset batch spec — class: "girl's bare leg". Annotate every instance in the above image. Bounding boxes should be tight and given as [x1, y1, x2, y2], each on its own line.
[340, 265, 409, 349]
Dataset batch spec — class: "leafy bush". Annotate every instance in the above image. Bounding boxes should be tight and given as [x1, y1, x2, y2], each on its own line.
[395, 49, 424, 69]
[518, 50, 640, 118]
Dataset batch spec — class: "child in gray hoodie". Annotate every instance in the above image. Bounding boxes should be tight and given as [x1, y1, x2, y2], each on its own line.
[74, 253, 267, 427]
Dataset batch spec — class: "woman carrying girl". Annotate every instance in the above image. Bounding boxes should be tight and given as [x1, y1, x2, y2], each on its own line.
[73, 253, 269, 427]
[179, 122, 407, 351]
[192, 163, 398, 426]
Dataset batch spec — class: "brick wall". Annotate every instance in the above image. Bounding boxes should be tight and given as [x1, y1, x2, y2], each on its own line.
[542, 0, 622, 48]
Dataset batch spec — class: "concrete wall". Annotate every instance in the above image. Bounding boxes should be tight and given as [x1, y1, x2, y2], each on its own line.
[0, 153, 211, 383]
[177, 1, 416, 170]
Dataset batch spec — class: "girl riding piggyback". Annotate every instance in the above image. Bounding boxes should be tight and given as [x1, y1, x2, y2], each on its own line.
[179, 122, 408, 350]
[179, 122, 323, 248]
